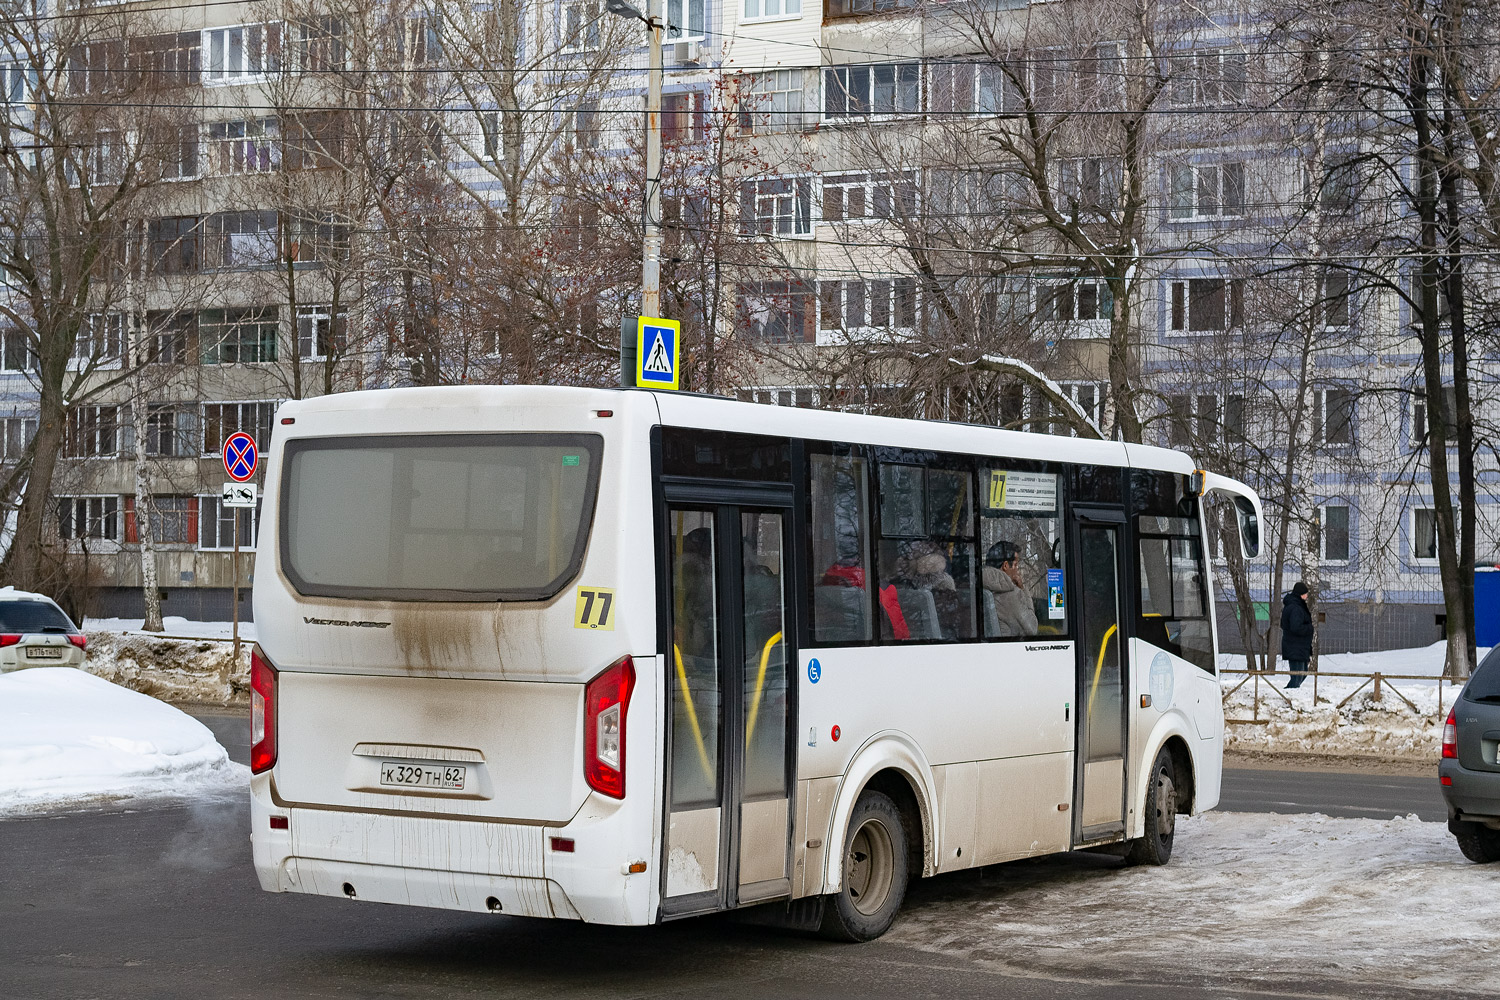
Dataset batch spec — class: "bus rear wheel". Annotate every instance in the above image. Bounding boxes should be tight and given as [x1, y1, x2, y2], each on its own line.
[820, 789, 909, 942]
[1125, 748, 1177, 866]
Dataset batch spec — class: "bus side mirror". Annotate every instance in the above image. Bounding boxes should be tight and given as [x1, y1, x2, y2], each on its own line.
[1234, 496, 1260, 559]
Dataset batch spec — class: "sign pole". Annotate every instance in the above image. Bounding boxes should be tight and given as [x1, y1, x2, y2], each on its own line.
[232, 510, 240, 661]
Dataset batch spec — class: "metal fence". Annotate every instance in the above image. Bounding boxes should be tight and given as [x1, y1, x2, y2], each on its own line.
[1221, 667, 1458, 725]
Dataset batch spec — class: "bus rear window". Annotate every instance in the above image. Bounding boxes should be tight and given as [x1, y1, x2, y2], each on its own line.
[281, 434, 602, 602]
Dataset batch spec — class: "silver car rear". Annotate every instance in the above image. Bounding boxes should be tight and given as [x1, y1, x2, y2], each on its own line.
[1441, 646, 1500, 862]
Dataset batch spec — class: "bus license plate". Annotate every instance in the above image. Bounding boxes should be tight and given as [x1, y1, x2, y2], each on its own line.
[26, 647, 62, 659]
[379, 762, 466, 791]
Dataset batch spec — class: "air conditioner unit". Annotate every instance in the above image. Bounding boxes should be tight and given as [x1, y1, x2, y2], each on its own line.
[674, 41, 701, 64]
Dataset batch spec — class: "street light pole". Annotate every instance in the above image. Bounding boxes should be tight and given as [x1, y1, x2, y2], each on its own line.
[642, 0, 664, 319]
[606, 0, 664, 321]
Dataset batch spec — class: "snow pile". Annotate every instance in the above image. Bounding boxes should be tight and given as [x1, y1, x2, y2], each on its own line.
[86, 616, 257, 642]
[0, 668, 246, 816]
[82, 625, 251, 706]
[890, 812, 1498, 992]
[1220, 643, 1488, 761]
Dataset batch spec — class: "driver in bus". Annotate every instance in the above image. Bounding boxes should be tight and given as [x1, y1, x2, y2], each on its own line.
[982, 540, 1038, 637]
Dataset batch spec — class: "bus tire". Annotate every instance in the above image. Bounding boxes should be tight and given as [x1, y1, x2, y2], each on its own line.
[1125, 748, 1177, 867]
[819, 789, 909, 942]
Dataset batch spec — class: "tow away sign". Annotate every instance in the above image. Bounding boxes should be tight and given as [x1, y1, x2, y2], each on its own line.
[222, 482, 259, 508]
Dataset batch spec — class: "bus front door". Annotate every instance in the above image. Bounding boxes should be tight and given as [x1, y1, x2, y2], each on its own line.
[1073, 514, 1129, 843]
[662, 503, 795, 915]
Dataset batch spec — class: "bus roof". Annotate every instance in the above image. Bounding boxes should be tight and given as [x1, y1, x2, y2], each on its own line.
[277, 385, 1196, 475]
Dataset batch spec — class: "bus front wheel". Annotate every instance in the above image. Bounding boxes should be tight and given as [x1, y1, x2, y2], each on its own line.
[1125, 748, 1177, 866]
[820, 789, 909, 942]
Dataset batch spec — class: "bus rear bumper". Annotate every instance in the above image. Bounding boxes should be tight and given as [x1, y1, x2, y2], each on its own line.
[264, 856, 583, 919]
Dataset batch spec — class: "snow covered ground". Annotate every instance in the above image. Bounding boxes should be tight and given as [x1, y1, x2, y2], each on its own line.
[0, 668, 246, 816]
[1220, 643, 1490, 760]
[890, 811, 1499, 992]
[85, 616, 256, 642]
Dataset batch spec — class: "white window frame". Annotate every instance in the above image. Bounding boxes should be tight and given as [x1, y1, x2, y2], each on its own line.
[1318, 503, 1351, 565]
[64, 405, 126, 458]
[563, 2, 602, 52]
[202, 23, 282, 86]
[1314, 387, 1356, 446]
[71, 312, 128, 371]
[820, 171, 916, 225]
[1408, 387, 1456, 449]
[201, 400, 279, 457]
[1169, 48, 1248, 108]
[823, 63, 921, 120]
[737, 69, 809, 133]
[817, 277, 917, 342]
[296, 303, 348, 360]
[742, 0, 801, 22]
[207, 117, 280, 175]
[1410, 506, 1439, 564]
[0, 415, 36, 461]
[1168, 161, 1246, 220]
[197, 494, 260, 550]
[1042, 277, 1112, 327]
[665, 0, 705, 41]
[57, 495, 120, 543]
[742, 175, 814, 238]
[1168, 277, 1243, 334]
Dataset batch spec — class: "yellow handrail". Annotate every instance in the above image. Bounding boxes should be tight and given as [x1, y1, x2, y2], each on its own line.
[1086, 623, 1118, 719]
[744, 630, 783, 748]
[673, 644, 717, 785]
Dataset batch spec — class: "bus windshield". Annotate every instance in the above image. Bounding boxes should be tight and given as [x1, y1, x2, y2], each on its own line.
[281, 433, 602, 602]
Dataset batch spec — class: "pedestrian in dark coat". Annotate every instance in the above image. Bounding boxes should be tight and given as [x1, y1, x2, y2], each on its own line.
[1281, 581, 1314, 689]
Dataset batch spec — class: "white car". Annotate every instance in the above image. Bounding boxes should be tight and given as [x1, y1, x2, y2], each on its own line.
[0, 587, 87, 673]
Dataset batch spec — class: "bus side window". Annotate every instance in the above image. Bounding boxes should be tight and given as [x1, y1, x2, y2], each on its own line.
[1135, 513, 1214, 673]
[979, 467, 1065, 639]
[874, 464, 977, 643]
[808, 451, 873, 643]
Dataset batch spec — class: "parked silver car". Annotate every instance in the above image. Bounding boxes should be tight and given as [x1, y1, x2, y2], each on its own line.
[1441, 645, 1500, 862]
[0, 587, 87, 673]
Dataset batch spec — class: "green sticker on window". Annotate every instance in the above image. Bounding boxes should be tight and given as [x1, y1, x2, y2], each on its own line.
[562, 455, 580, 467]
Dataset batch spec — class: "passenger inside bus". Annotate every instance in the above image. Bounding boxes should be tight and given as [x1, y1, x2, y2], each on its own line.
[818, 559, 910, 641]
[890, 540, 971, 641]
[982, 540, 1039, 637]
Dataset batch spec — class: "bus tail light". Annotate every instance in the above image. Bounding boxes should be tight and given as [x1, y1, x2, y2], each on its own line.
[1442, 708, 1458, 759]
[584, 656, 635, 799]
[250, 646, 278, 775]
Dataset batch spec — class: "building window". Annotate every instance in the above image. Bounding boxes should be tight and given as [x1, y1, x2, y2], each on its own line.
[737, 282, 812, 342]
[821, 172, 915, 223]
[58, 496, 119, 541]
[1169, 277, 1243, 332]
[1169, 48, 1247, 107]
[130, 31, 202, 87]
[127, 495, 196, 545]
[819, 278, 917, 334]
[202, 401, 277, 456]
[297, 304, 348, 359]
[1, 415, 36, 460]
[744, 0, 800, 18]
[570, 100, 600, 149]
[73, 313, 128, 369]
[1324, 269, 1351, 327]
[145, 404, 199, 457]
[826, 0, 915, 18]
[927, 62, 1023, 115]
[68, 40, 126, 95]
[1165, 392, 1245, 446]
[665, 0, 704, 41]
[740, 176, 813, 236]
[662, 91, 707, 144]
[824, 63, 920, 117]
[199, 495, 258, 550]
[204, 210, 279, 269]
[64, 406, 125, 458]
[564, 2, 601, 50]
[2, 63, 35, 105]
[1169, 162, 1245, 219]
[1409, 387, 1457, 448]
[199, 309, 278, 365]
[1412, 507, 1438, 561]
[1058, 157, 1122, 214]
[1319, 504, 1350, 562]
[1319, 156, 1360, 211]
[148, 216, 201, 274]
[479, 111, 500, 160]
[1044, 278, 1112, 323]
[1, 327, 34, 372]
[161, 124, 199, 180]
[208, 118, 279, 174]
[1059, 382, 1106, 434]
[401, 15, 442, 65]
[738, 70, 808, 133]
[289, 213, 349, 264]
[1314, 387, 1356, 445]
[203, 23, 281, 85]
[295, 16, 345, 73]
[145, 311, 194, 364]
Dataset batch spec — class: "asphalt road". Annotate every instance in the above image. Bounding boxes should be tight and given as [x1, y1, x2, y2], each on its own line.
[0, 711, 1467, 1000]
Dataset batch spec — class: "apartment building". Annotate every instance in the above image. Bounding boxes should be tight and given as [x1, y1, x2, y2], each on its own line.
[1, 0, 1490, 648]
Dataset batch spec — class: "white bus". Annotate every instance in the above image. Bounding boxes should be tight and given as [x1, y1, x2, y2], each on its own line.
[250, 385, 1261, 941]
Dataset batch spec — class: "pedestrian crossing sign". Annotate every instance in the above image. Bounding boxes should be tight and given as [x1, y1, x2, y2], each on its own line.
[635, 317, 681, 391]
